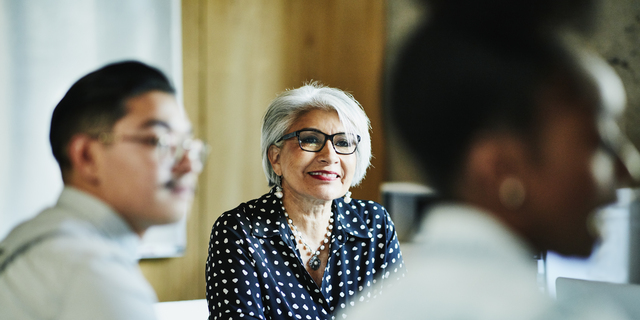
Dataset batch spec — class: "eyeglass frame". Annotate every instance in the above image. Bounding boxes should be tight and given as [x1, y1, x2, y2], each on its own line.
[276, 129, 361, 155]
[94, 132, 210, 167]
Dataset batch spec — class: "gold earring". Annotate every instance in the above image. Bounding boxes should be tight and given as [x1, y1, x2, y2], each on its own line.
[499, 177, 525, 210]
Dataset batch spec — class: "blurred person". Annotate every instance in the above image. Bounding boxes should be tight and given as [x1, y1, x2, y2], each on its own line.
[206, 83, 405, 319]
[0, 61, 206, 320]
[349, 17, 635, 320]
[426, 0, 597, 36]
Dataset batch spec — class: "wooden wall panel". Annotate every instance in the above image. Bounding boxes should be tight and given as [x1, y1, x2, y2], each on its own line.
[141, 0, 387, 302]
[283, 1, 387, 202]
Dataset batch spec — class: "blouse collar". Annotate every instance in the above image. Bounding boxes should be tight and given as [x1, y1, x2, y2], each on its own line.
[249, 188, 372, 244]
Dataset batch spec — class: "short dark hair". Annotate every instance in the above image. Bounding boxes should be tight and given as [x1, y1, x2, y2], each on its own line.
[390, 24, 591, 198]
[50, 60, 175, 174]
[426, 0, 596, 36]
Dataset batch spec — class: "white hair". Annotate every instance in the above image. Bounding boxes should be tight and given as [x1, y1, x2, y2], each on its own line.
[261, 82, 372, 187]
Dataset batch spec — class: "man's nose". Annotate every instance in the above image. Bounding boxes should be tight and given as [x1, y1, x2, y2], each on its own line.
[615, 155, 636, 188]
[173, 150, 203, 175]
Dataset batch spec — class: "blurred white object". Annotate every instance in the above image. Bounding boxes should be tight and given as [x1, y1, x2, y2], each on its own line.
[380, 182, 435, 241]
[546, 188, 640, 295]
[556, 277, 640, 319]
[155, 299, 208, 320]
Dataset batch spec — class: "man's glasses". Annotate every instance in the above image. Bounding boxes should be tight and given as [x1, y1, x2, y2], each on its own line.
[96, 132, 209, 168]
[276, 129, 360, 155]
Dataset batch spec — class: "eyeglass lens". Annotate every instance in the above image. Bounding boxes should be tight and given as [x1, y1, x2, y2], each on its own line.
[158, 137, 209, 167]
[298, 131, 358, 154]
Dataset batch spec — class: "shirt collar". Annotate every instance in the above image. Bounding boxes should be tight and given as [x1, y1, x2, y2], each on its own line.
[333, 200, 372, 241]
[250, 189, 372, 242]
[417, 203, 535, 261]
[249, 190, 288, 238]
[57, 186, 140, 258]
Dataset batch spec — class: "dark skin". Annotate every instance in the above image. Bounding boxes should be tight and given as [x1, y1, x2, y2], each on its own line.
[454, 91, 624, 257]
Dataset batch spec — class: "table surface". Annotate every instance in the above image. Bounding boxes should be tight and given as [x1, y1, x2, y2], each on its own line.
[155, 299, 209, 320]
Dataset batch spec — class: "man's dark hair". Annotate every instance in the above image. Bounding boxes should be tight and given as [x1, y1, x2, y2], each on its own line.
[49, 60, 175, 175]
[390, 23, 592, 199]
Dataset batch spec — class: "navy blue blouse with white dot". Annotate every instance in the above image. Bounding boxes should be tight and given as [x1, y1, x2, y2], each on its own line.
[206, 189, 405, 320]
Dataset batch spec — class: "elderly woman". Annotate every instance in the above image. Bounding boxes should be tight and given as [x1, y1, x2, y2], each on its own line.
[206, 83, 405, 319]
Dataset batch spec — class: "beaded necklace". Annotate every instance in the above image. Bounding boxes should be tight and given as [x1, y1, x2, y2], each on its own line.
[281, 202, 334, 271]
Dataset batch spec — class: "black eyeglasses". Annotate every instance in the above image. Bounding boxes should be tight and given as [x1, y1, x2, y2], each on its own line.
[276, 129, 360, 155]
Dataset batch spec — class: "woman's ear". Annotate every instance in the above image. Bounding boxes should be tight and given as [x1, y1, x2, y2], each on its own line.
[467, 134, 528, 184]
[268, 145, 282, 176]
[66, 134, 101, 185]
[460, 133, 529, 208]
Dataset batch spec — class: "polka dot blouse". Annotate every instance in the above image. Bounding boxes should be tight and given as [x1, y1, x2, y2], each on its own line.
[206, 188, 406, 320]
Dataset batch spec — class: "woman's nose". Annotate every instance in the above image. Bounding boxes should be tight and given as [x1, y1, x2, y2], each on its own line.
[318, 140, 340, 163]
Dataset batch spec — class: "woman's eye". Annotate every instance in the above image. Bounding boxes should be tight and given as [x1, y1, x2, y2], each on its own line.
[334, 139, 350, 147]
[300, 136, 320, 144]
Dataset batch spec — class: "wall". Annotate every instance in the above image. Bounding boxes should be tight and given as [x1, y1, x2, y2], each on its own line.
[587, 0, 640, 145]
[383, 0, 428, 183]
[140, 0, 387, 302]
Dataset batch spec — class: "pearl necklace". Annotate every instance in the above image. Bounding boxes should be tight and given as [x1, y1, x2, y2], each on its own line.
[281, 202, 334, 271]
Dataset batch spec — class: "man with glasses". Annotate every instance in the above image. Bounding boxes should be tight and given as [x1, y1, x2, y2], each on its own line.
[0, 61, 206, 320]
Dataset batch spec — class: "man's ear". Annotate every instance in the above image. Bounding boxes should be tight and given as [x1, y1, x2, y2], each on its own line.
[66, 134, 101, 185]
[268, 145, 282, 176]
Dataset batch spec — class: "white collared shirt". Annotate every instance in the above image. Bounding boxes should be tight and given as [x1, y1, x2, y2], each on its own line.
[349, 203, 629, 319]
[0, 187, 158, 320]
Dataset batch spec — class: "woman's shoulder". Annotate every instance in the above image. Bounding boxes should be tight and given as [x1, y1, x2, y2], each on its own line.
[340, 198, 387, 212]
[213, 191, 281, 229]
[337, 198, 389, 221]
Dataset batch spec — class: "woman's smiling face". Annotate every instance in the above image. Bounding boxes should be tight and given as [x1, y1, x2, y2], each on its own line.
[269, 108, 357, 204]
